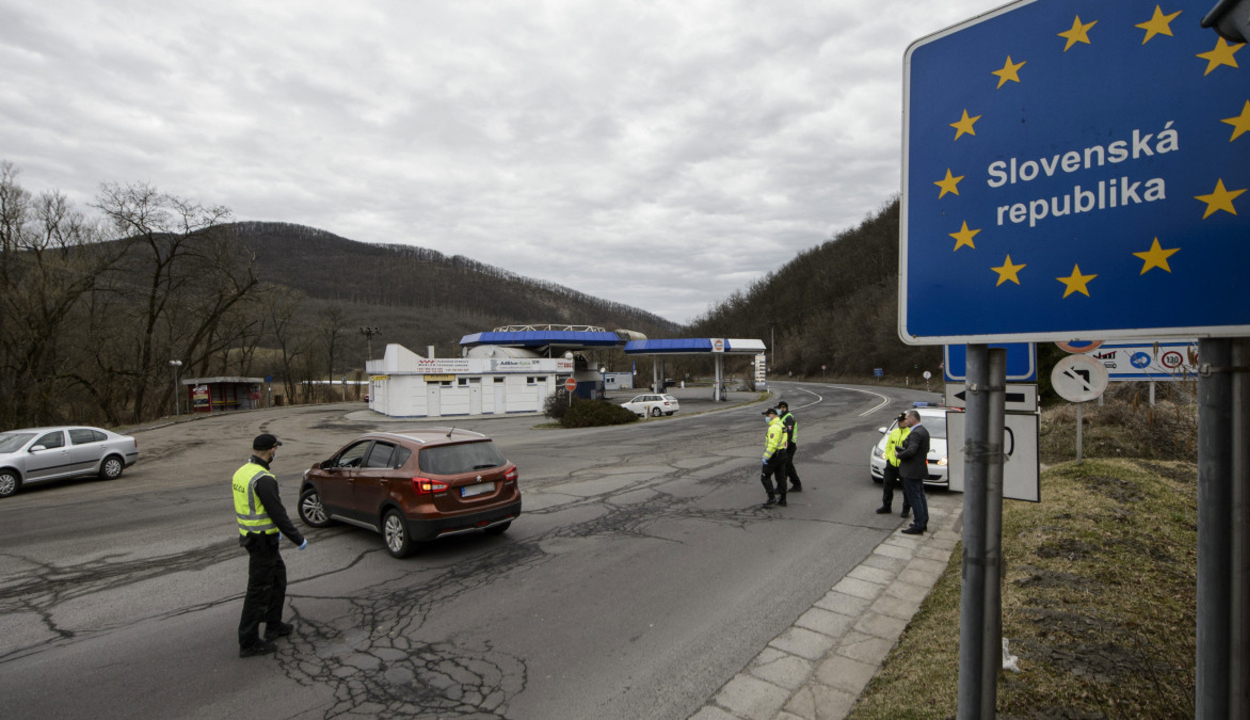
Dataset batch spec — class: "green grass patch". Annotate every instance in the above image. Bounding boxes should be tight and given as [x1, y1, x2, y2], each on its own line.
[849, 458, 1197, 719]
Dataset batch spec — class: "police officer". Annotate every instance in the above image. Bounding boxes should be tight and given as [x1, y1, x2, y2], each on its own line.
[776, 401, 802, 492]
[875, 413, 911, 517]
[760, 407, 789, 507]
[233, 433, 307, 658]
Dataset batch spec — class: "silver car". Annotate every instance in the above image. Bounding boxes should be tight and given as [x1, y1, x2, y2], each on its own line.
[0, 426, 139, 498]
[869, 406, 949, 487]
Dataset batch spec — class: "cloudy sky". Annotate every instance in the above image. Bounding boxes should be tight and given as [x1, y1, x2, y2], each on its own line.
[2, 0, 1004, 324]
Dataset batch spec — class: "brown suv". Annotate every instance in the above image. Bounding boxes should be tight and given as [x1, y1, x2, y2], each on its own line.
[297, 429, 520, 558]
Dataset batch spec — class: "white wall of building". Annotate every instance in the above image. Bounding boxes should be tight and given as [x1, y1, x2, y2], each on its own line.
[366, 344, 572, 418]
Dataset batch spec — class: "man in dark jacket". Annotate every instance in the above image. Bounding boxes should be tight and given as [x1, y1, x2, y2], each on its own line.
[232, 433, 308, 657]
[894, 410, 931, 534]
[776, 401, 802, 492]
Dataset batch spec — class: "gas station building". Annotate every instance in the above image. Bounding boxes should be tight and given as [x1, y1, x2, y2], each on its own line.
[365, 325, 767, 419]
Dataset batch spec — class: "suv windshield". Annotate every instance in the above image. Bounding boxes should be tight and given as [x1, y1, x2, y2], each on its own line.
[420, 441, 506, 475]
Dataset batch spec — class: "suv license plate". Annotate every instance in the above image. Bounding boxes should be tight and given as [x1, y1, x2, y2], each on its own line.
[461, 482, 495, 498]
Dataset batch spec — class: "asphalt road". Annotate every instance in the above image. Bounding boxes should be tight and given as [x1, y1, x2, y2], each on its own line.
[0, 381, 937, 720]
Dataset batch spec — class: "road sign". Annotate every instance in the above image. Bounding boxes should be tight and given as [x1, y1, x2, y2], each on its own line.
[948, 411, 1040, 502]
[874, 368, 884, 378]
[923, 370, 932, 380]
[564, 377, 577, 392]
[1055, 340, 1104, 354]
[901, 0, 1249, 344]
[945, 382, 1038, 412]
[1093, 340, 1200, 380]
[1051, 354, 1110, 402]
[944, 343, 1037, 382]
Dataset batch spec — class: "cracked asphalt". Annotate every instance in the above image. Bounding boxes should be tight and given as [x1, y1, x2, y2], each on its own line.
[0, 382, 934, 719]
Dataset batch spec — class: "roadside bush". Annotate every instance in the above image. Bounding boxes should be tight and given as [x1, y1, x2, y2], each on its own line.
[561, 400, 638, 428]
[543, 391, 571, 422]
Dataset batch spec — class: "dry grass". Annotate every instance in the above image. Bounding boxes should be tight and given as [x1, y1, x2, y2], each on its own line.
[1039, 382, 1198, 465]
[848, 457, 1198, 720]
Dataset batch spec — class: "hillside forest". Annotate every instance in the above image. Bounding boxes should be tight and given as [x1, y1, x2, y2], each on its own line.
[685, 198, 940, 383]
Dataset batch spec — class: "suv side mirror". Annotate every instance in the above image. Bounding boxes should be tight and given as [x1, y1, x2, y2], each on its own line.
[29, 445, 46, 452]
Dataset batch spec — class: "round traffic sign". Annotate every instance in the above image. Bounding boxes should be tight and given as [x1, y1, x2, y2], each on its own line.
[1055, 339, 1104, 354]
[1051, 354, 1109, 402]
[923, 370, 932, 380]
[564, 377, 577, 392]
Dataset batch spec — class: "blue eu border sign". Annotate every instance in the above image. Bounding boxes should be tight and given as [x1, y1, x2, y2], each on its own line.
[900, 0, 1249, 345]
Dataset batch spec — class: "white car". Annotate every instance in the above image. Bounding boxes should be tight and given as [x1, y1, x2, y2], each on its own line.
[620, 394, 680, 418]
[869, 406, 948, 486]
[0, 426, 140, 498]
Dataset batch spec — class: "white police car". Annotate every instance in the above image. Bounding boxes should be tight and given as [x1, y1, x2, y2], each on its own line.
[869, 405, 949, 486]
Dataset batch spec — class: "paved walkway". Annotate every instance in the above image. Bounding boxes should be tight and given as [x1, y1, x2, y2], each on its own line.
[689, 492, 963, 720]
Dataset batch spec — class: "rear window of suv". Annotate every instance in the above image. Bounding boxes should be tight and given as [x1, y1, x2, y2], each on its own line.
[419, 441, 507, 475]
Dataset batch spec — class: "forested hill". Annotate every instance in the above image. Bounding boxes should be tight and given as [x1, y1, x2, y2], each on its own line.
[232, 221, 680, 348]
[688, 198, 939, 378]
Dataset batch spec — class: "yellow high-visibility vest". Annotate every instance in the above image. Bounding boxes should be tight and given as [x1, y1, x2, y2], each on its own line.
[764, 417, 788, 459]
[232, 462, 278, 537]
[885, 426, 912, 467]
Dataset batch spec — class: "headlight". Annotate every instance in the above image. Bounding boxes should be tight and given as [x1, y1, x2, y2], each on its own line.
[937, 456, 948, 466]
[872, 446, 884, 459]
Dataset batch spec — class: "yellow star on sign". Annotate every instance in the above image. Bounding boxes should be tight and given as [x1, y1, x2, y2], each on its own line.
[1224, 100, 1250, 141]
[1058, 16, 1097, 52]
[934, 169, 964, 198]
[1195, 179, 1246, 218]
[1133, 238, 1179, 274]
[950, 109, 981, 140]
[991, 255, 1026, 286]
[950, 221, 980, 251]
[992, 56, 1026, 89]
[1197, 37, 1244, 76]
[1136, 6, 1181, 44]
[1057, 264, 1097, 298]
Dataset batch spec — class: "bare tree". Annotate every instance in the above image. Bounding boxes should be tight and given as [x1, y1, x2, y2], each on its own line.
[92, 182, 258, 422]
[0, 163, 126, 426]
[261, 282, 310, 405]
[315, 304, 345, 402]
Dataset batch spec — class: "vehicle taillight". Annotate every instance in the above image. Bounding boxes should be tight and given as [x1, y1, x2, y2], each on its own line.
[504, 467, 518, 483]
[412, 477, 449, 494]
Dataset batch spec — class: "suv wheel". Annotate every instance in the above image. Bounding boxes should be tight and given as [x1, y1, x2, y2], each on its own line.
[383, 509, 414, 558]
[99, 455, 125, 480]
[649, 407, 662, 417]
[298, 488, 334, 528]
[0, 470, 20, 498]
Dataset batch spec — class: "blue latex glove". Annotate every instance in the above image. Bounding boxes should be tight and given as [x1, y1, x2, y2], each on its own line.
[762, 455, 769, 464]
[298, 539, 308, 550]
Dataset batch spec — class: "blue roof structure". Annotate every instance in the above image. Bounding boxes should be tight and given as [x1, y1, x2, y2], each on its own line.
[624, 338, 766, 355]
[460, 331, 623, 349]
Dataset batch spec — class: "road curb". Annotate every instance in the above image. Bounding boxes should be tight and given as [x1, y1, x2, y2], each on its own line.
[689, 492, 963, 720]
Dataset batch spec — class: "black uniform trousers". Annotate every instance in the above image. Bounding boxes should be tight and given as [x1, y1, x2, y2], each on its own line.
[880, 463, 911, 512]
[782, 443, 801, 489]
[238, 533, 287, 648]
[760, 455, 787, 501]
